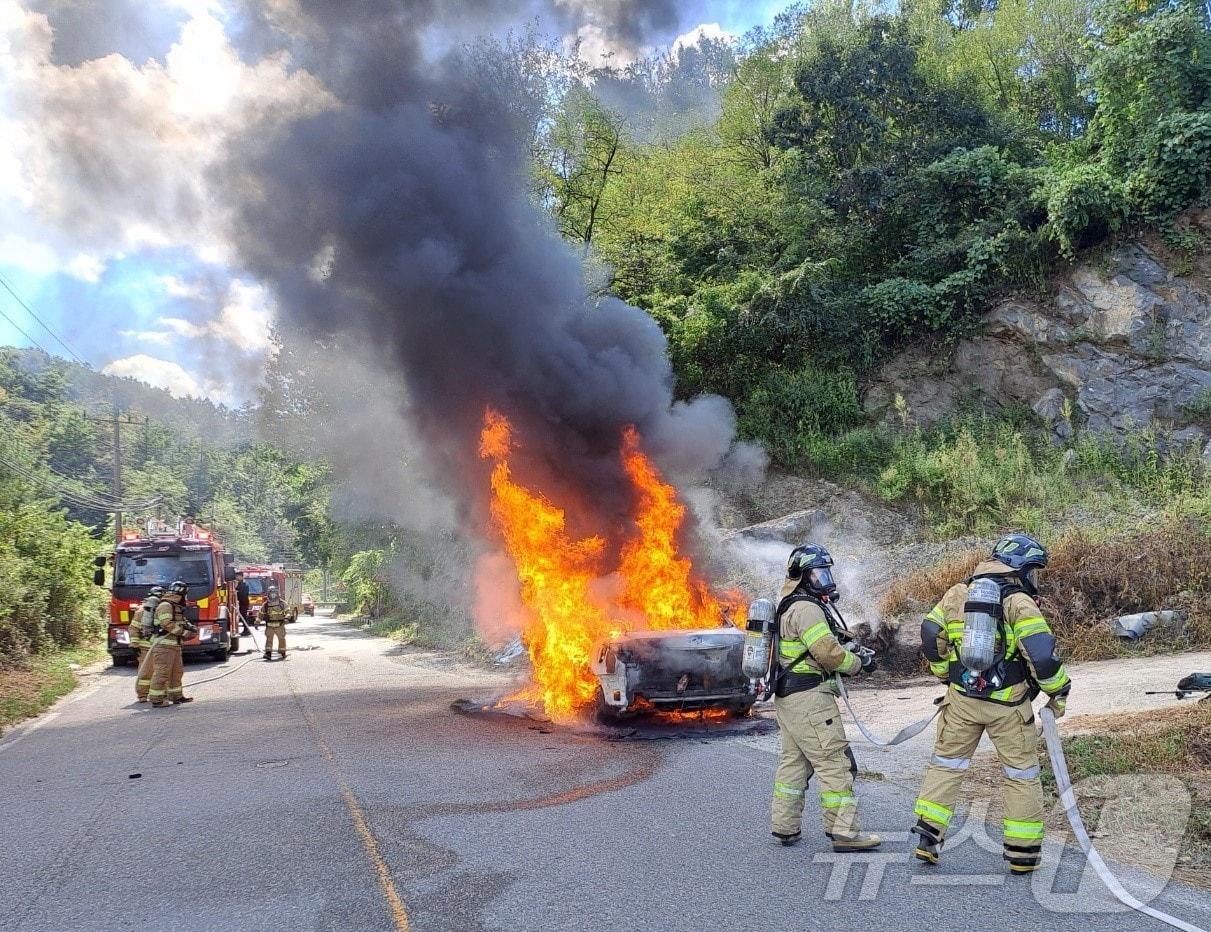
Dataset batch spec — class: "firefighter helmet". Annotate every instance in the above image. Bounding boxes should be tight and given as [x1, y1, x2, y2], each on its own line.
[149, 585, 165, 598]
[787, 543, 837, 599]
[268, 585, 279, 597]
[168, 580, 188, 597]
[991, 533, 1048, 595]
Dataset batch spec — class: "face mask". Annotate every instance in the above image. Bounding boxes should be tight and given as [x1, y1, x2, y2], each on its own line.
[807, 567, 836, 595]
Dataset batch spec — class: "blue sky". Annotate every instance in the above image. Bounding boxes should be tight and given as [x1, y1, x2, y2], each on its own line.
[0, 0, 792, 403]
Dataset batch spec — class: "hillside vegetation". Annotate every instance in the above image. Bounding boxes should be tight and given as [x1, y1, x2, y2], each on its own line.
[527, 0, 1211, 534]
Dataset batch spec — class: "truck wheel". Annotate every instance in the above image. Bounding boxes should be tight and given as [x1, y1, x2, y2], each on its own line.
[112, 655, 130, 667]
[211, 647, 229, 662]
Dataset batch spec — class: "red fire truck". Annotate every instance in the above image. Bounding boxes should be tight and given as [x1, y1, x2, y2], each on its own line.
[239, 563, 304, 625]
[94, 520, 239, 665]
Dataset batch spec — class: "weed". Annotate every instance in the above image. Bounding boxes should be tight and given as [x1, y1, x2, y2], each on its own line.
[0, 645, 105, 733]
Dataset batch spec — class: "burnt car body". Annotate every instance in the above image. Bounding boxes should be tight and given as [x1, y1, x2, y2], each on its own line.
[590, 627, 756, 719]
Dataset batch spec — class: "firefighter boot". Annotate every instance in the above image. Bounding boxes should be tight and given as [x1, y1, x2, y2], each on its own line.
[278, 651, 286, 660]
[172, 695, 194, 704]
[772, 831, 802, 847]
[264, 651, 272, 661]
[830, 832, 882, 852]
[912, 821, 943, 865]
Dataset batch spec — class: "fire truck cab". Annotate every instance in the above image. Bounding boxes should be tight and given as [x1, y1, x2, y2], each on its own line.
[95, 520, 239, 665]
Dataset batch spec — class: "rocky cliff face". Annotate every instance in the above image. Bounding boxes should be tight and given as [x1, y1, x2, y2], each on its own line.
[865, 212, 1211, 456]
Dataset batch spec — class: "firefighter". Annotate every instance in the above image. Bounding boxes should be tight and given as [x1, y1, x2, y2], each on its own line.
[146, 580, 197, 707]
[132, 585, 164, 702]
[771, 544, 880, 852]
[234, 571, 251, 633]
[911, 533, 1071, 874]
[262, 585, 288, 661]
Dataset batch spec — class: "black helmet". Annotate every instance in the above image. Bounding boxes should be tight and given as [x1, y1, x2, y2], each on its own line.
[787, 543, 838, 599]
[169, 580, 188, 597]
[992, 533, 1048, 594]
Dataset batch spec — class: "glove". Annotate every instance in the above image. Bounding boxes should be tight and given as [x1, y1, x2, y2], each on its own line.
[858, 648, 878, 675]
[1046, 693, 1067, 718]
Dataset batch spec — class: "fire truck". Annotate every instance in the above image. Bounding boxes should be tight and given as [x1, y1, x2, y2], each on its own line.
[94, 520, 239, 665]
[239, 563, 305, 625]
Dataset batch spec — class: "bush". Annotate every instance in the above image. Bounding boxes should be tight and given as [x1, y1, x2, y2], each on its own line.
[341, 549, 395, 617]
[1042, 163, 1129, 257]
[738, 366, 866, 467]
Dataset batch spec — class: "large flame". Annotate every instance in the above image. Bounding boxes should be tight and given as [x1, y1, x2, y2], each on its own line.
[479, 409, 735, 719]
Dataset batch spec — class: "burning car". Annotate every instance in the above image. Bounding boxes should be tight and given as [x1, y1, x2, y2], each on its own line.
[590, 627, 756, 720]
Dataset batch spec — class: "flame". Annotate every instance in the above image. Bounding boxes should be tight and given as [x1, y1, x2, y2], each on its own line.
[479, 409, 735, 720]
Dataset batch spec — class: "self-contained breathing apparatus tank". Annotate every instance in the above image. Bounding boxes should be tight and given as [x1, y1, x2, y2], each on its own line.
[960, 576, 1002, 673]
[742, 598, 777, 682]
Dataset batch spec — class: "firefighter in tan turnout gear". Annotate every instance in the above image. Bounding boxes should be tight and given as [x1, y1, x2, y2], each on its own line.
[132, 585, 163, 702]
[262, 585, 288, 661]
[912, 533, 1071, 874]
[146, 581, 196, 707]
[771, 544, 880, 852]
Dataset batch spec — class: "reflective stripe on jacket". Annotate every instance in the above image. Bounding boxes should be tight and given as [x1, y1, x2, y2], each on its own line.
[921, 560, 1070, 703]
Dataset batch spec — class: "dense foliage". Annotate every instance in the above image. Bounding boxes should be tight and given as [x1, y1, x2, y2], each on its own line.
[523, 0, 1211, 468]
[0, 349, 345, 665]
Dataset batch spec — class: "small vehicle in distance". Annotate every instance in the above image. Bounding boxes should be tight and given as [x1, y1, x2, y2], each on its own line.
[301, 592, 315, 616]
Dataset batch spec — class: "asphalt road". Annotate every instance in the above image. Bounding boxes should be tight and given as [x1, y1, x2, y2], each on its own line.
[1, 615, 1208, 932]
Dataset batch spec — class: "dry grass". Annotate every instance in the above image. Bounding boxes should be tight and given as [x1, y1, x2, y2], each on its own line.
[878, 519, 1211, 661]
[964, 703, 1211, 887]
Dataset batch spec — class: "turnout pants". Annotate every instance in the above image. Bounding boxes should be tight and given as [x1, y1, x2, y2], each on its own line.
[264, 625, 286, 655]
[147, 640, 185, 705]
[134, 645, 151, 700]
[771, 685, 860, 838]
[914, 690, 1045, 869]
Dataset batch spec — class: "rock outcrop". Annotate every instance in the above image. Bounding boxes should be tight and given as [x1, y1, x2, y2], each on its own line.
[865, 215, 1211, 451]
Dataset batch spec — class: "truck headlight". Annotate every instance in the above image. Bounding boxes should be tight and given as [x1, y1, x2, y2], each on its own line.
[198, 625, 214, 642]
[115, 629, 131, 645]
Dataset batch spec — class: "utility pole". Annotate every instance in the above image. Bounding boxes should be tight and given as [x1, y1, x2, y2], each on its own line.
[85, 406, 149, 545]
[111, 402, 123, 545]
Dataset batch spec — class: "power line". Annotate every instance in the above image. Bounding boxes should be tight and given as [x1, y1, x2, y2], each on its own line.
[0, 453, 161, 512]
[0, 271, 89, 366]
[0, 300, 52, 356]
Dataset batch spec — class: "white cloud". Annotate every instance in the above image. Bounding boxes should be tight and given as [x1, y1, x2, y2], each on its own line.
[65, 252, 106, 282]
[673, 23, 734, 52]
[0, 1, 336, 264]
[103, 353, 206, 398]
[154, 277, 273, 353]
[119, 329, 176, 347]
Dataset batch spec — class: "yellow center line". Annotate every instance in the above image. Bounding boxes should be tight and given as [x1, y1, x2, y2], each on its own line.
[287, 674, 410, 931]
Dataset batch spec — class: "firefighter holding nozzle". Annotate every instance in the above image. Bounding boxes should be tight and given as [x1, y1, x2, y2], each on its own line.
[768, 544, 880, 852]
[262, 585, 288, 661]
[911, 533, 1071, 874]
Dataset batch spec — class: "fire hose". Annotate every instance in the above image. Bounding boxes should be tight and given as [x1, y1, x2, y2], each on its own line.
[1039, 707, 1207, 932]
[183, 616, 266, 688]
[834, 673, 942, 747]
[833, 676, 1206, 931]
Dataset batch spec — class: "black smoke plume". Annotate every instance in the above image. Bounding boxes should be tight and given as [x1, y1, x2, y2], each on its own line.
[229, 0, 738, 547]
